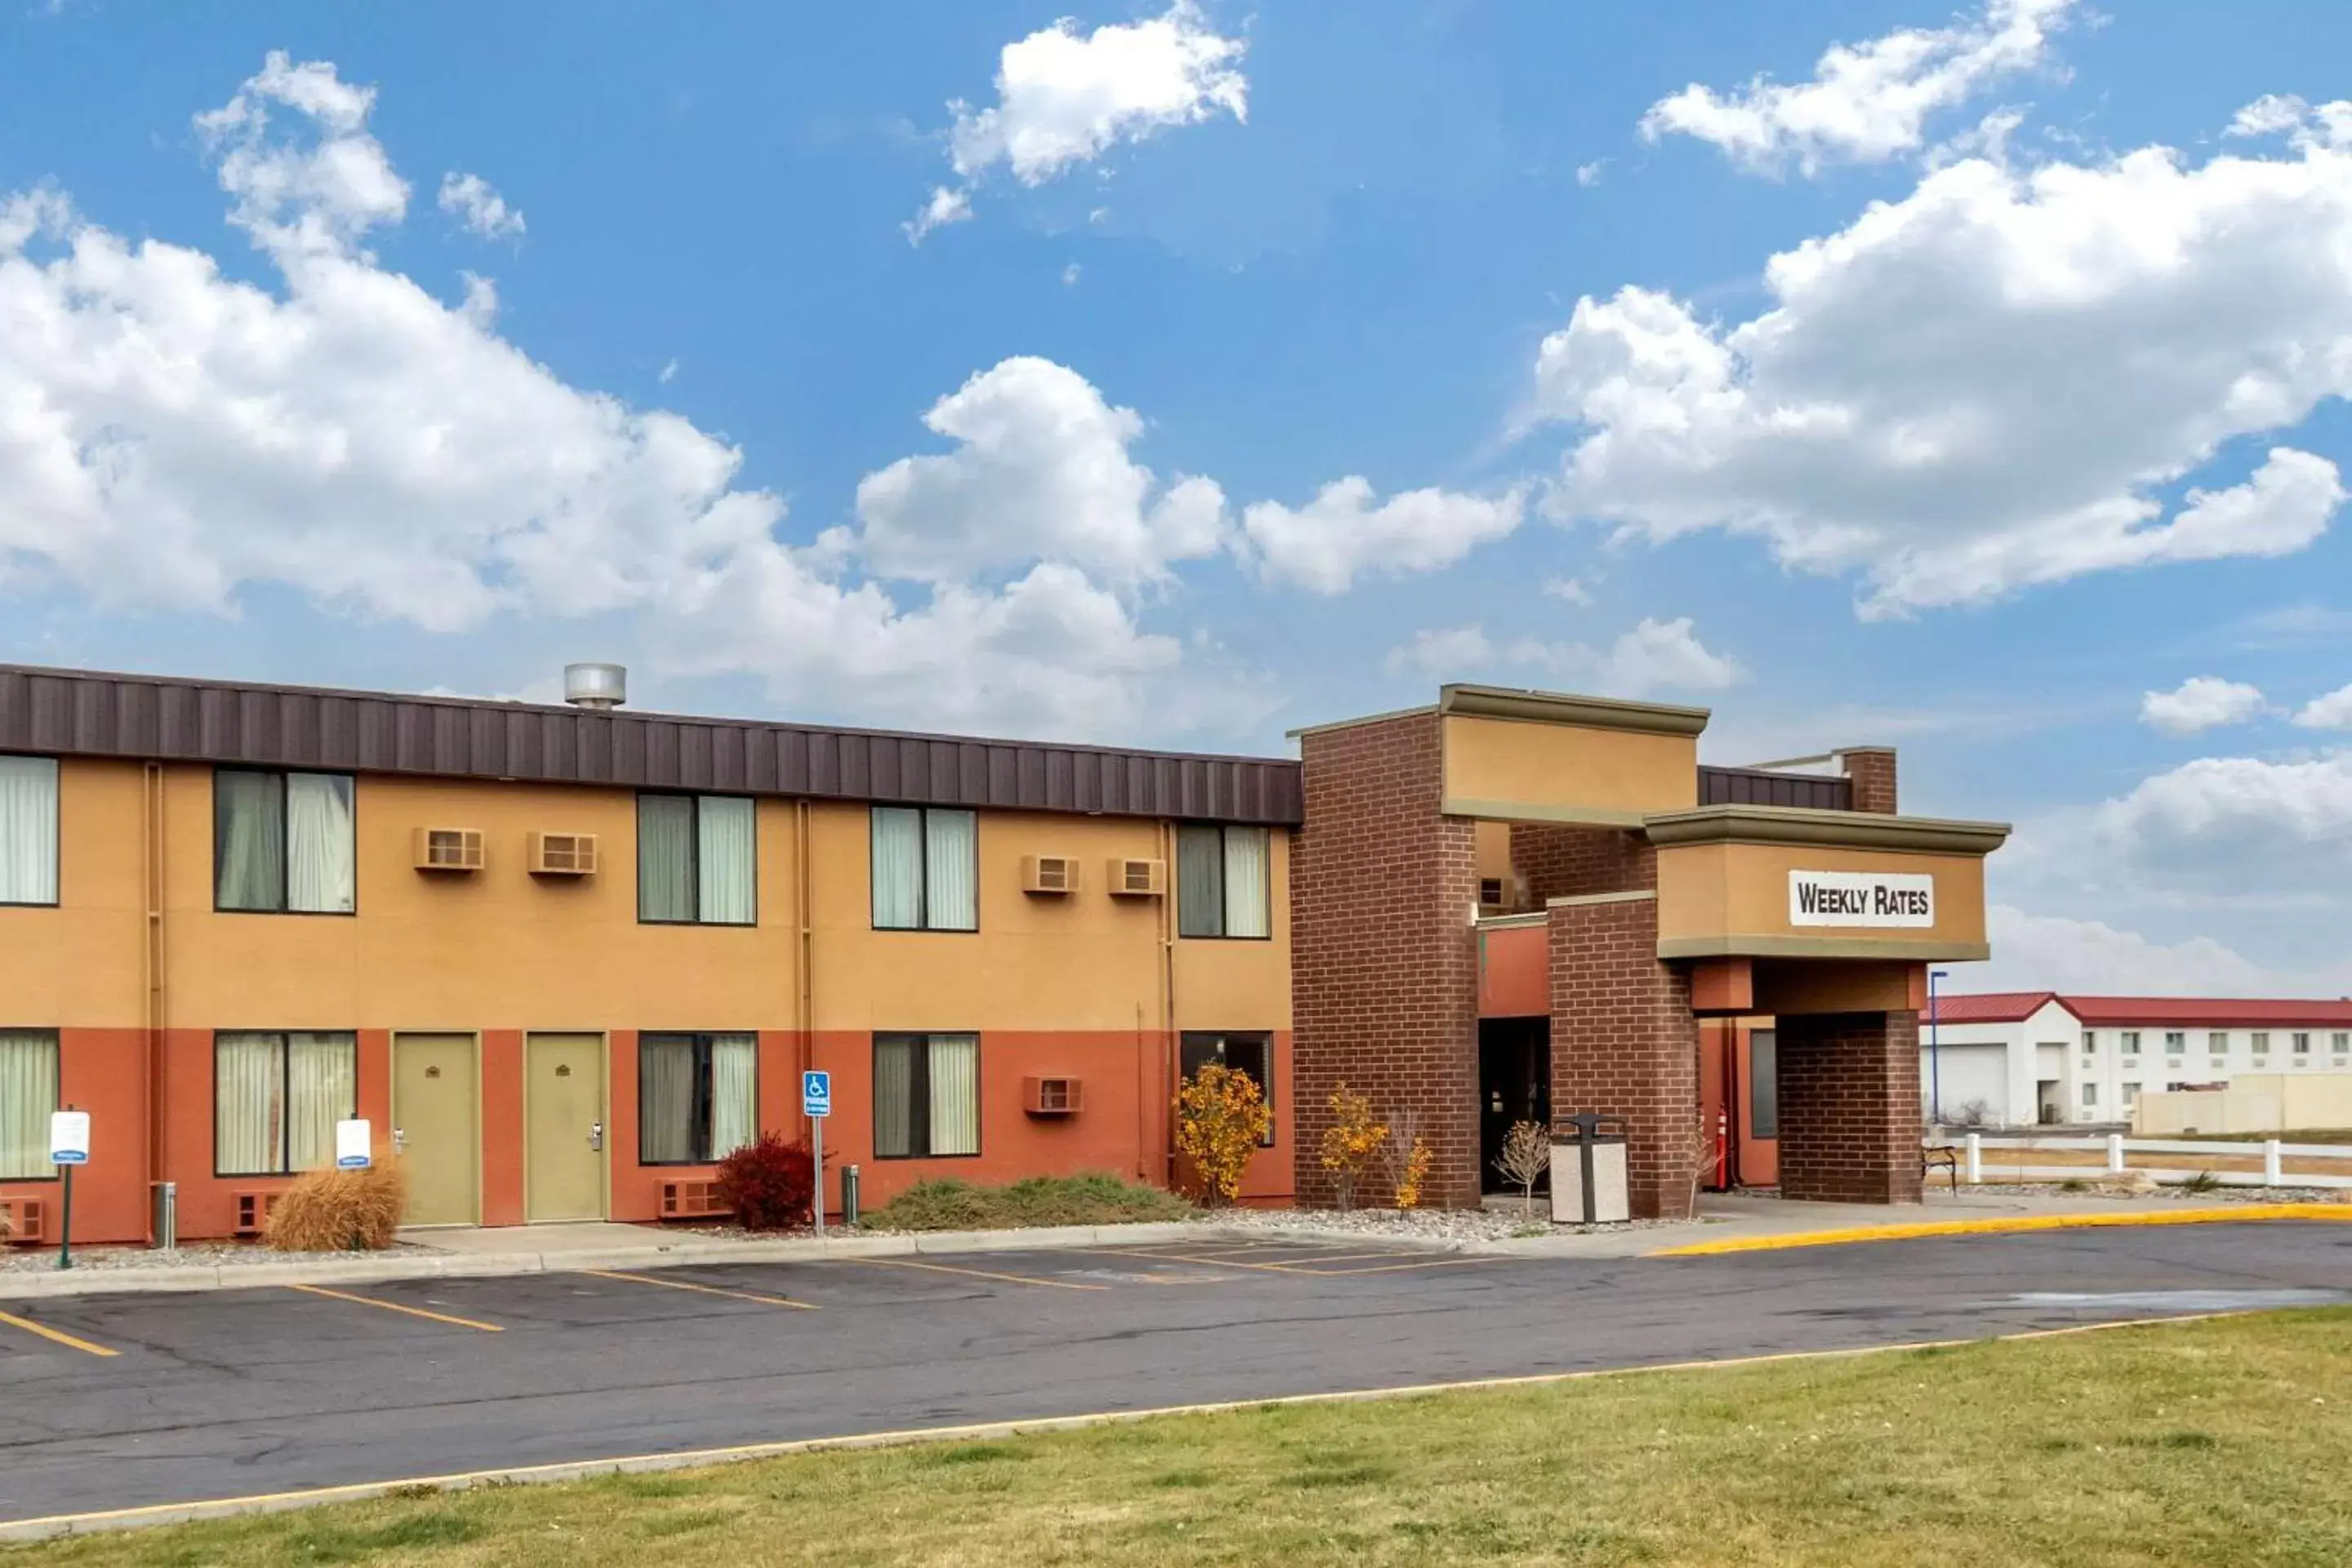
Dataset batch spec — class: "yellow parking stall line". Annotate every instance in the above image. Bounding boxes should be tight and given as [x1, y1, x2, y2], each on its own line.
[288, 1284, 505, 1332]
[581, 1269, 819, 1310]
[0, 1307, 119, 1358]
[843, 1256, 1108, 1291]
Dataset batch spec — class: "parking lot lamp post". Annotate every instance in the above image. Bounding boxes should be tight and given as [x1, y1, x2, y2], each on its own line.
[1929, 969, 1951, 1128]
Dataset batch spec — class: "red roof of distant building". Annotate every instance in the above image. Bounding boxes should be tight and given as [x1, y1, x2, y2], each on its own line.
[1927, 991, 2060, 1024]
[2060, 996, 2352, 1029]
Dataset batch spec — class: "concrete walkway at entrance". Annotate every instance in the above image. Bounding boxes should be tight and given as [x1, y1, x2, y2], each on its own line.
[7, 1195, 2346, 1301]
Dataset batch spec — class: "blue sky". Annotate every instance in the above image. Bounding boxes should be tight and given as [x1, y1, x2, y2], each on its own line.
[4, 1, 2351, 996]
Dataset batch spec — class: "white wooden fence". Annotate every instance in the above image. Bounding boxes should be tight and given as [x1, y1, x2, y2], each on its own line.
[1949, 1133, 2352, 1190]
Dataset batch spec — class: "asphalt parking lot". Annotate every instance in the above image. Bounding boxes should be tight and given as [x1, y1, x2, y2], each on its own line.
[3, 1222, 2349, 1530]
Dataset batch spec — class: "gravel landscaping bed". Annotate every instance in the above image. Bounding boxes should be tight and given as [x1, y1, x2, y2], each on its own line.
[1956, 1181, 2346, 1204]
[1211, 1204, 1665, 1244]
[0, 1240, 434, 1273]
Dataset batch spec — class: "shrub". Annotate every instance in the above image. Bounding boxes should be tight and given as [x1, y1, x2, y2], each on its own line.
[265, 1160, 409, 1251]
[715, 1134, 817, 1231]
[1174, 1063, 1270, 1206]
[1318, 1083, 1390, 1210]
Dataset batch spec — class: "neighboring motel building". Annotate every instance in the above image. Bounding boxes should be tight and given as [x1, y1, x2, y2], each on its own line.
[0, 666, 2006, 1243]
[1924, 992, 2352, 1127]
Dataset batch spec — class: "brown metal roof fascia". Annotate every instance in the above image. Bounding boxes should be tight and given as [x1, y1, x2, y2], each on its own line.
[1641, 803, 2011, 856]
[1697, 764, 1852, 813]
[0, 665, 1303, 826]
[1437, 683, 1710, 737]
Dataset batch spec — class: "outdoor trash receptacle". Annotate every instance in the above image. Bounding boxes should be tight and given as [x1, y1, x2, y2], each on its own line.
[1552, 1113, 1630, 1225]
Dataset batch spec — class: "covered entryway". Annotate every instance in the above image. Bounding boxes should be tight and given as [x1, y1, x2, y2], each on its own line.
[392, 1033, 480, 1227]
[1478, 1017, 1549, 1192]
[525, 1033, 608, 1223]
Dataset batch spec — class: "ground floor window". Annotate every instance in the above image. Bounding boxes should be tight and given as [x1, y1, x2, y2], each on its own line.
[1748, 1029, 1778, 1139]
[0, 1030, 59, 1179]
[1180, 1031, 1275, 1146]
[873, 1033, 980, 1158]
[639, 1033, 759, 1165]
[215, 1031, 358, 1176]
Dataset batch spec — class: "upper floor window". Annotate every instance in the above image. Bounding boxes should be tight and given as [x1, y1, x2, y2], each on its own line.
[2118, 1031, 2138, 1053]
[2206, 1031, 2227, 1052]
[638, 795, 756, 925]
[215, 1031, 357, 1176]
[216, 769, 354, 914]
[2251, 1031, 2271, 1053]
[0, 757, 58, 906]
[2082, 1031, 2099, 1054]
[0, 1030, 59, 1179]
[2335, 1032, 2350, 1054]
[639, 1032, 758, 1165]
[1177, 825, 1270, 939]
[871, 807, 977, 932]
[2293, 1031, 2313, 1055]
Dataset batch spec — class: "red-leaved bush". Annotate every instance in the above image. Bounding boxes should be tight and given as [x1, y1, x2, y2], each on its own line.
[715, 1134, 817, 1231]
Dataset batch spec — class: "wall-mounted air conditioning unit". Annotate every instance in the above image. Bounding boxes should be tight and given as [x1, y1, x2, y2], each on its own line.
[529, 831, 599, 875]
[1023, 1076, 1082, 1116]
[1108, 858, 1165, 898]
[1021, 854, 1080, 894]
[0, 1197, 46, 1245]
[233, 1191, 286, 1237]
[660, 1180, 732, 1218]
[412, 826, 486, 872]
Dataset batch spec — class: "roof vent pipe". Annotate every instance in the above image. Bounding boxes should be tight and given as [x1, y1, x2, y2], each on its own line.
[563, 663, 627, 710]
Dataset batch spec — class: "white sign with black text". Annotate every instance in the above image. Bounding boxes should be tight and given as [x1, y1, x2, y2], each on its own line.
[1788, 870, 1936, 929]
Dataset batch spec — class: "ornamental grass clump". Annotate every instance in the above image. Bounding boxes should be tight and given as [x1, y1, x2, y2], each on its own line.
[265, 1158, 409, 1251]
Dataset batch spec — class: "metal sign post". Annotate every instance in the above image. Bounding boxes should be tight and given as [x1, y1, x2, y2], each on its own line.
[802, 1071, 832, 1240]
[50, 1107, 91, 1272]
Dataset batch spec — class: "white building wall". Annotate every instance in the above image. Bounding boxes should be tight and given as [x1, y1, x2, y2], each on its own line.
[2067, 1018, 2352, 1125]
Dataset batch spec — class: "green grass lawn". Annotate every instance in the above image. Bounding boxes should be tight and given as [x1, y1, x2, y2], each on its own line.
[863, 1171, 1196, 1231]
[13, 1310, 2352, 1566]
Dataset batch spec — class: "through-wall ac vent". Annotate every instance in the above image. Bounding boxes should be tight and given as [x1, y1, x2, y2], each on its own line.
[413, 826, 486, 872]
[1023, 1076, 1082, 1116]
[1021, 854, 1080, 894]
[529, 831, 599, 876]
[1108, 858, 1166, 898]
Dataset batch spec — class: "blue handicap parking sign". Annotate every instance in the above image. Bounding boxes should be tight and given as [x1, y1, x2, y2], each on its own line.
[802, 1070, 832, 1117]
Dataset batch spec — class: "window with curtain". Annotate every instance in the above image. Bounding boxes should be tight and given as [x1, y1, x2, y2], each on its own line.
[0, 1030, 60, 1180]
[1176, 825, 1270, 939]
[0, 756, 59, 906]
[871, 1033, 980, 1158]
[214, 1031, 357, 1176]
[869, 807, 978, 932]
[638, 1033, 759, 1164]
[1179, 1031, 1274, 1147]
[215, 769, 354, 914]
[637, 795, 757, 924]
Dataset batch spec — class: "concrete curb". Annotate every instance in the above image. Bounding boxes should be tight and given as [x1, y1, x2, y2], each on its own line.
[0, 1220, 1224, 1301]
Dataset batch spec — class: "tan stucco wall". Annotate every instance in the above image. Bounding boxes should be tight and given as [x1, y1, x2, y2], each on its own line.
[1655, 840, 1989, 961]
[1440, 715, 1698, 825]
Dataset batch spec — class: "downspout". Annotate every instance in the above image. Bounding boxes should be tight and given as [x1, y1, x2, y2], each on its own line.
[1160, 819, 1178, 1188]
[142, 762, 167, 1241]
[795, 800, 813, 1085]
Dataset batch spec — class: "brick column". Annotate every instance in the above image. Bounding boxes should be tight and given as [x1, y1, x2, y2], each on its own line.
[1548, 892, 1700, 1220]
[1838, 748, 1899, 815]
[1775, 1010, 1923, 1204]
[1292, 712, 1481, 1208]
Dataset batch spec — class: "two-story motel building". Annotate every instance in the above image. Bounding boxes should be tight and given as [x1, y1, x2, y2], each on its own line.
[0, 665, 2004, 1245]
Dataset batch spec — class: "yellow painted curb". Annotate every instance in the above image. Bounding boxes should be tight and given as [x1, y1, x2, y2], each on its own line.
[1649, 1203, 2352, 1258]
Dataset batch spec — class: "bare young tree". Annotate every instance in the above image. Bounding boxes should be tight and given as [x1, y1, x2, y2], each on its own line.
[1491, 1120, 1551, 1218]
[1374, 1106, 1425, 1206]
[1682, 1114, 1724, 1220]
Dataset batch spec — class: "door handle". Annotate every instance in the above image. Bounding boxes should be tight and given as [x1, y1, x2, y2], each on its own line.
[392, 1127, 406, 1154]
[589, 1121, 604, 1152]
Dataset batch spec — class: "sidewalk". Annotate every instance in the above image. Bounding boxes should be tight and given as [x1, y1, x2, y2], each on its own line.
[3, 1192, 2344, 1300]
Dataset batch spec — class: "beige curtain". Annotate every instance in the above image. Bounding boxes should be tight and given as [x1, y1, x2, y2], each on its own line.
[697, 798, 757, 924]
[0, 757, 57, 906]
[638, 796, 696, 922]
[215, 771, 284, 911]
[872, 1036, 915, 1157]
[870, 808, 922, 929]
[923, 810, 978, 931]
[927, 1035, 980, 1156]
[215, 1032, 284, 1174]
[0, 1030, 58, 1179]
[709, 1034, 758, 1157]
[1223, 828, 1270, 938]
[287, 1033, 356, 1170]
[286, 773, 354, 913]
[1176, 825, 1223, 937]
[639, 1036, 697, 1162]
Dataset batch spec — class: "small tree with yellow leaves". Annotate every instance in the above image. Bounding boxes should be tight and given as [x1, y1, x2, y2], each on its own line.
[1375, 1106, 1435, 1209]
[1318, 1082, 1391, 1210]
[1174, 1062, 1271, 1207]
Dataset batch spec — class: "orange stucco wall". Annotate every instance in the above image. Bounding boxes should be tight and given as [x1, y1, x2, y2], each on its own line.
[0, 760, 1294, 1244]
[1476, 922, 1548, 1018]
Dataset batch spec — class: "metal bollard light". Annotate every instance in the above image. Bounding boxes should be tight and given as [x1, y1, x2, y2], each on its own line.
[842, 1164, 861, 1229]
[151, 1181, 177, 1252]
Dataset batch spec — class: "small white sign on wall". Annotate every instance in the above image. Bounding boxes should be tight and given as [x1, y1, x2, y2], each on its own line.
[1788, 870, 1936, 929]
[335, 1119, 373, 1170]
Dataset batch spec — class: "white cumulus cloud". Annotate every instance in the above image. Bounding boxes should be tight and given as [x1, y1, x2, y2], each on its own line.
[902, 185, 972, 245]
[1639, 0, 2073, 176]
[2295, 684, 2352, 730]
[2140, 677, 2268, 737]
[1533, 127, 2352, 617]
[1385, 617, 1743, 700]
[1237, 479, 1526, 595]
[437, 171, 524, 238]
[1963, 905, 2278, 995]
